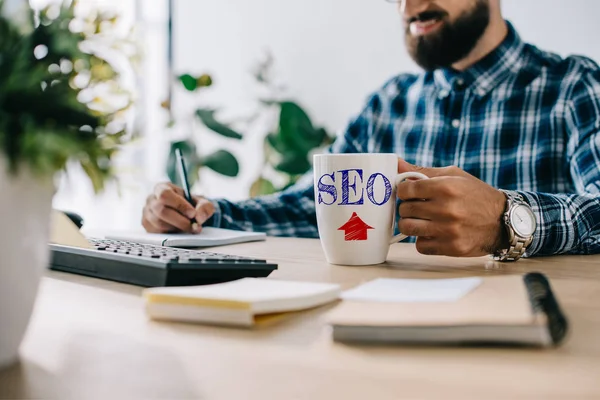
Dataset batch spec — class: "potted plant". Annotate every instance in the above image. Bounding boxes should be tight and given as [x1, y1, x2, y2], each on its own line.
[0, 0, 132, 368]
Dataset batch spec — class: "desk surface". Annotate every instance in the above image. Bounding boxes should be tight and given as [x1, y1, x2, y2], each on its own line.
[1, 238, 599, 399]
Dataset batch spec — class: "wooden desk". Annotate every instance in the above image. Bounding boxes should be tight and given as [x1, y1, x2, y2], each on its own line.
[1, 238, 599, 399]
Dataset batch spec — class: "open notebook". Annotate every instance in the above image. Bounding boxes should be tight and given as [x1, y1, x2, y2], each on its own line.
[105, 227, 266, 248]
[143, 278, 341, 327]
[327, 273, 568, 347]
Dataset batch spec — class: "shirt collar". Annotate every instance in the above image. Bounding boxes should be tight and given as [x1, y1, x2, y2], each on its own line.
[433, 21, 526, 98]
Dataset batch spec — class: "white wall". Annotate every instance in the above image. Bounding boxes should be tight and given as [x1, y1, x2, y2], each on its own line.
[173, 0, 600, 202]
[54, 0, 600, 230]
[502, 0, 600, 61]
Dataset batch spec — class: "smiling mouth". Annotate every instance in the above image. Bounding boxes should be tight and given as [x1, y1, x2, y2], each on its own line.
[407, 11, 447, 37]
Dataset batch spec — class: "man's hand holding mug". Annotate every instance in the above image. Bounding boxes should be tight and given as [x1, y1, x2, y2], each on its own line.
[313, 154, 507, 265]
[396, 159, 507, 258]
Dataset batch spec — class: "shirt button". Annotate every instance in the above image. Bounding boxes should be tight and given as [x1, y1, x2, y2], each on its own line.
[456, 78, 465, 87]
[438, 90, 449, 99]
[452, 119, 461, 129]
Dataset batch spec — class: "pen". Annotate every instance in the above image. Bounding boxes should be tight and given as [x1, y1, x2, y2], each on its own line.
[175, 148, 198, 231]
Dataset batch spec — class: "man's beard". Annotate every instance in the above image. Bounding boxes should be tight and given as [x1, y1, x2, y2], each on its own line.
[405, 0, 491, 71]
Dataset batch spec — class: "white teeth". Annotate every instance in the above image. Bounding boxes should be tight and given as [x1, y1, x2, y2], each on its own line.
[409, 18, 440, 35]
[418, 19, 438, 27]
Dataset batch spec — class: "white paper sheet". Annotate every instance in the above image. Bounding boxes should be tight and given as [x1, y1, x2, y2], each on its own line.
[341, 277, 482, 303]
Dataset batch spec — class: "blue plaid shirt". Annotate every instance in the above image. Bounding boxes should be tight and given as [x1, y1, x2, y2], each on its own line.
[208, 22, 600, 257]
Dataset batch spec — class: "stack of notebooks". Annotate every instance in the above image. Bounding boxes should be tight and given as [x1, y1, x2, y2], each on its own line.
[142, 273, 568, 347]
[327, 273, 568, 347]
[144, 278, 341, 327]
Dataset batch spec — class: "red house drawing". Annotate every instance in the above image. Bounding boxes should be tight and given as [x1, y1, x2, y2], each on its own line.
[338, 212, 374, 241]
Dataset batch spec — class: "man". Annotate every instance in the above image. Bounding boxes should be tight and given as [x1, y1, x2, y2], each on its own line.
[142, 0, 600, 260]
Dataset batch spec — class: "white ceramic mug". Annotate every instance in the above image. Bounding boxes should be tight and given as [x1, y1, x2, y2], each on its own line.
[313, 153, 428, 265]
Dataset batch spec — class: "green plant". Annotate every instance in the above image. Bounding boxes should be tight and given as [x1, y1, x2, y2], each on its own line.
[250, 55, 333, 197]
[0, 0, 133, 192]
[165, 73, 242, 187]
[164, 53, 332, 196]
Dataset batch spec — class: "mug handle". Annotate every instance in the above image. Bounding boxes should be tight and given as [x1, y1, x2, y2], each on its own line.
[389, 171, 430, 244]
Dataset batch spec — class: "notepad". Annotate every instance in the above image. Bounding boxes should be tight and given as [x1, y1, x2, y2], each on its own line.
[50, 210, 93, 249]
[143, 278, 341, 327]
[341, 277, 482, 303]
[328, 274, 569, 347]
[106, 227, 266, 248]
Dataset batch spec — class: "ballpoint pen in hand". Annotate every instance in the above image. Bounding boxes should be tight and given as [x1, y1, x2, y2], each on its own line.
[175, 148, 198, 232]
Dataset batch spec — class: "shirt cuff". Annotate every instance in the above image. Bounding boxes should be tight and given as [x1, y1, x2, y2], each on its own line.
[203, 199, 222, 228]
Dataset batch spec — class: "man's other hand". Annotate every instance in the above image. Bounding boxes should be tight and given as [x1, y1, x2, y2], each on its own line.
[396, 160, 507, 257]
[142, 182, 216, 233]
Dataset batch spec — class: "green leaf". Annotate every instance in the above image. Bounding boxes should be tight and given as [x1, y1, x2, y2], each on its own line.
[275, 101, 331, 155]
[178, 74, 197, 91]
[166, 140, 200, 186]
[274, 153, 311, 176]
[178, 73, 213, 92]
[249, 176, 277, 197]
[279, 101, 313, 138]
[265, 133, 287, 154]
[196, 74, 213, 88]
[201, 150, 239, 177]
[196, 109, 243, 140]
[300, 126, 330, 150]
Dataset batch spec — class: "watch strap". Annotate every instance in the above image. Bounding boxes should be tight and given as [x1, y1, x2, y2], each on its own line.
[494, 190, 533, 262]
[494, 235, 532, 262]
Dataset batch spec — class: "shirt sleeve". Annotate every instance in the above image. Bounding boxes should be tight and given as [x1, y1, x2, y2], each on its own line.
[515, 69, 600, 256]
[204, 94, 380, 237]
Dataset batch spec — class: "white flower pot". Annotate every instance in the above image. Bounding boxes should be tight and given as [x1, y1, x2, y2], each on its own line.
[0, 158, 54, 369]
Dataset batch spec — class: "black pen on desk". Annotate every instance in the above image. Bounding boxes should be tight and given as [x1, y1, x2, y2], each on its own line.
[175, 148, 198, 231]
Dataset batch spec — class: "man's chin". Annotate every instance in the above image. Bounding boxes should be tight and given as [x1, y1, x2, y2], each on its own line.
[405, 44, 448, 71]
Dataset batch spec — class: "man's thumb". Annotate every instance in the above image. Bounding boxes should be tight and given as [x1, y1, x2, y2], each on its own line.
[397, 158, 437, 176]
[397, 159, 465, 178]
[397, 158, 419, 173]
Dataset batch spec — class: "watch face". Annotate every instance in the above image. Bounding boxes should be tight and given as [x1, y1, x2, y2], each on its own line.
[510, 204, 537, 237]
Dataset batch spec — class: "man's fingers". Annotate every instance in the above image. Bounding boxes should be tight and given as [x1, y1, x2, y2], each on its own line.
[150, 201, 194, 232]
[397, 177, 464, 201]
[145, 208, 180, 233]
[194, 197, 216, 224]
[397, 178, 438, 200]
[397, 159, 468, 178]
[153, 183, 195, 219]
[153, 182, 184, 198]
[398, 200, 436, 220]
[397, 159, 443, 178]
[398, 218, 434, 238]
[397, 159, 420, 173]
[415, 237, 441, 256]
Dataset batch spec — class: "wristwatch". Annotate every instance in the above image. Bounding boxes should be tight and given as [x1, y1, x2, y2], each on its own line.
[493, 190, 537, 262]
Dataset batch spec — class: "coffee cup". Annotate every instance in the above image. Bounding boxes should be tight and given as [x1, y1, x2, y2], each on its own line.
[313, 153, 428, 265]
